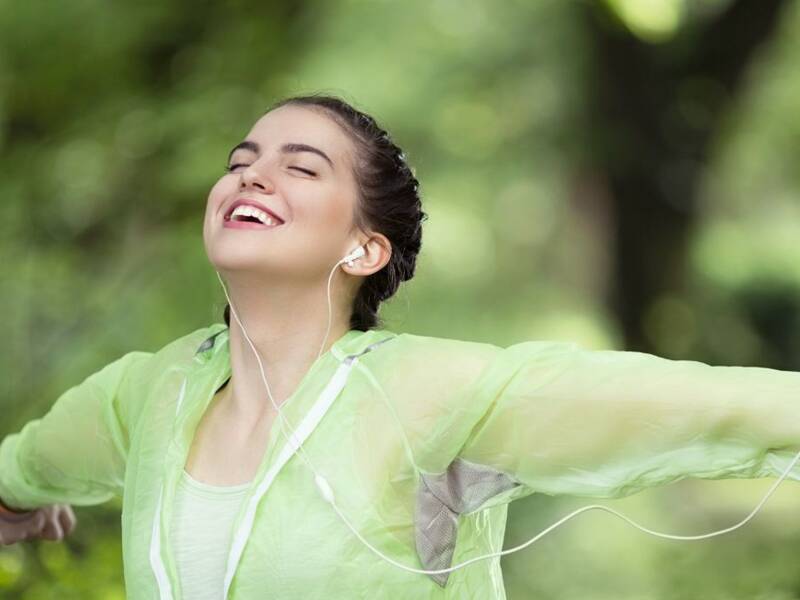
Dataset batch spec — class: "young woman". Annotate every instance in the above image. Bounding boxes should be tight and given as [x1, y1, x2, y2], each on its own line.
[3, 93, 800, 599]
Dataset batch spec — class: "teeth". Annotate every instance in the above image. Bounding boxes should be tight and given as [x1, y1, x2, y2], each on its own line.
[229, 205, 279, 226]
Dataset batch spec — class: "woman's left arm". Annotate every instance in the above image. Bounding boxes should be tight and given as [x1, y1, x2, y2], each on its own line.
[457, 340, 800, 499]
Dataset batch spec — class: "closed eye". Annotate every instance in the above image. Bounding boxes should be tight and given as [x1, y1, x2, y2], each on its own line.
[224, 164, 316, 177]
[290, 166, 317, 176]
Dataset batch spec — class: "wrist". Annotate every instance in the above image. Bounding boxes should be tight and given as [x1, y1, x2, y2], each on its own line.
[0, 497, 34, 517]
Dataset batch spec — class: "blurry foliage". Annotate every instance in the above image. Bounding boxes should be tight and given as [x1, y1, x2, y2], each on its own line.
[1, 0, 800, 598]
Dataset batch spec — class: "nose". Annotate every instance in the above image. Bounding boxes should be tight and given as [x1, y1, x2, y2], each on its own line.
[239, 161, 276, 193]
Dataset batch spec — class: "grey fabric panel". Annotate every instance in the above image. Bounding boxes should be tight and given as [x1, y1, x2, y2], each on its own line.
[343, 333, 397, 364]
[195, 329, 227, 355]
[415, 457, 520, 587]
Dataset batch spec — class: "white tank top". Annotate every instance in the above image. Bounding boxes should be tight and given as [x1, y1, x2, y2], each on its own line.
[169, 469, 252, 600]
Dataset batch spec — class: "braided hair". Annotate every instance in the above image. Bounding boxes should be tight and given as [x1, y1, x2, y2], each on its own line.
[222, 93, 427, 331]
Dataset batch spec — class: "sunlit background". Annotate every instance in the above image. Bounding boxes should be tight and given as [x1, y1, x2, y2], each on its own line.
[2, 0, 800, 597]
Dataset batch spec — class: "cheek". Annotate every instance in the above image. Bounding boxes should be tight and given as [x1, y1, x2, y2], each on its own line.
[205, 179, 233, 216]
[301, 190, 354, 230]
[208, 177, 230, 202]
[203, 179, 231, 237]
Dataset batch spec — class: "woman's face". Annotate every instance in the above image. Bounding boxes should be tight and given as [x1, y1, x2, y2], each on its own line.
[203, 104, 362, 284]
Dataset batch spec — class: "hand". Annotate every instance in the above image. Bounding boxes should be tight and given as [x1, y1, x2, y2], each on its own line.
[37, 503, 77, 542]
[0, 503, 77, 545]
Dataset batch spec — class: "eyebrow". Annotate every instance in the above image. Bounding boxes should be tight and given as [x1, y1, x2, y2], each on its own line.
[227, 140, 335, 170]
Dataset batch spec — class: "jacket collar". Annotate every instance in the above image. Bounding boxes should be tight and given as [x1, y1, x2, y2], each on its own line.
[193, 323, 397, 365]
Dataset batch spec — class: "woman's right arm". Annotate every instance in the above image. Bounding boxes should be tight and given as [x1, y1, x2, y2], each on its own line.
[0, 350, 153, 511]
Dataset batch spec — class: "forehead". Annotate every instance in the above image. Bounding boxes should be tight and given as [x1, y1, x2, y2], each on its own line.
[245, 105, 354, 165]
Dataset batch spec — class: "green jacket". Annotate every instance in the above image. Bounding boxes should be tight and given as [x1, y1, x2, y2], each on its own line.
[2, 322, 800, 598]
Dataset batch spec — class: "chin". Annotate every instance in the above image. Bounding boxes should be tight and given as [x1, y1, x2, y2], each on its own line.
[208, 246, 292, 277]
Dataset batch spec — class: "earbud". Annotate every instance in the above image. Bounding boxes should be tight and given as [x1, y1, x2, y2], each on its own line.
[341, 245, 366, 268]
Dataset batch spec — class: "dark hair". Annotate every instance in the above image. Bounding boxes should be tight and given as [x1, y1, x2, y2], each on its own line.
[222, 93, 427, 331]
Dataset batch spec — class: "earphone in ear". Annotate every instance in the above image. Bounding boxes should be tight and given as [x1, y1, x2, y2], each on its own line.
[341, 245, 366, 268]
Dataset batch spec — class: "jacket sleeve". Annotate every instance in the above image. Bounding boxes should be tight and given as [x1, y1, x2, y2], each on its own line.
[456, 340, 800, 500]
[0, 350, 153, 510]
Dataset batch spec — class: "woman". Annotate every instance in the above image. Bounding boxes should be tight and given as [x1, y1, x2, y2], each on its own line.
[2, 93, 800, 599]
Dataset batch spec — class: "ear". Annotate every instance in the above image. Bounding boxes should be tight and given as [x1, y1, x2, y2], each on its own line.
[342, 233, 392, 276]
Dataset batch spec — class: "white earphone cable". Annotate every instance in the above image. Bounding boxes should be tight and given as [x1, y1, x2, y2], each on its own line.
[214, 255, 347, 489]
[215, 250, 800, 578]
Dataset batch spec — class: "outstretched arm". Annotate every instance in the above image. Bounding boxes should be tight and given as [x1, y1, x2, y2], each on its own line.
[457, 340, 800, 500]
[0, 350, 153, 511]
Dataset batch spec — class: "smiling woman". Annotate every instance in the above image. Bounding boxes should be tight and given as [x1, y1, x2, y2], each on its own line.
[5, 92, 800, 600]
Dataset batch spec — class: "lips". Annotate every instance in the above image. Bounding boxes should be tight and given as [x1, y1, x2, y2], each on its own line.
[223, 199, 285, 224]
[223, 218, 281, 230]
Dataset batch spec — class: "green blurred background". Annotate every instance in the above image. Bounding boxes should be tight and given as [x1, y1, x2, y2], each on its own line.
[2, 0, 800, 597]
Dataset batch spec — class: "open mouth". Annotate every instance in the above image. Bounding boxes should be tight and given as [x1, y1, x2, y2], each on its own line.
[223, 204, 285, 228]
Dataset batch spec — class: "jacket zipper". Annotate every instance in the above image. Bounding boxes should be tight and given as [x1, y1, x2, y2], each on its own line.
[149, 333, 396, 599]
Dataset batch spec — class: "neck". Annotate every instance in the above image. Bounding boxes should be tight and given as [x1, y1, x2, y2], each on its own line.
[219, 272, 354, 422]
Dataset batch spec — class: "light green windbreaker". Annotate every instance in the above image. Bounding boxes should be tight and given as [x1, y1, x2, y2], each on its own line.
[2, 322, 800, 599]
